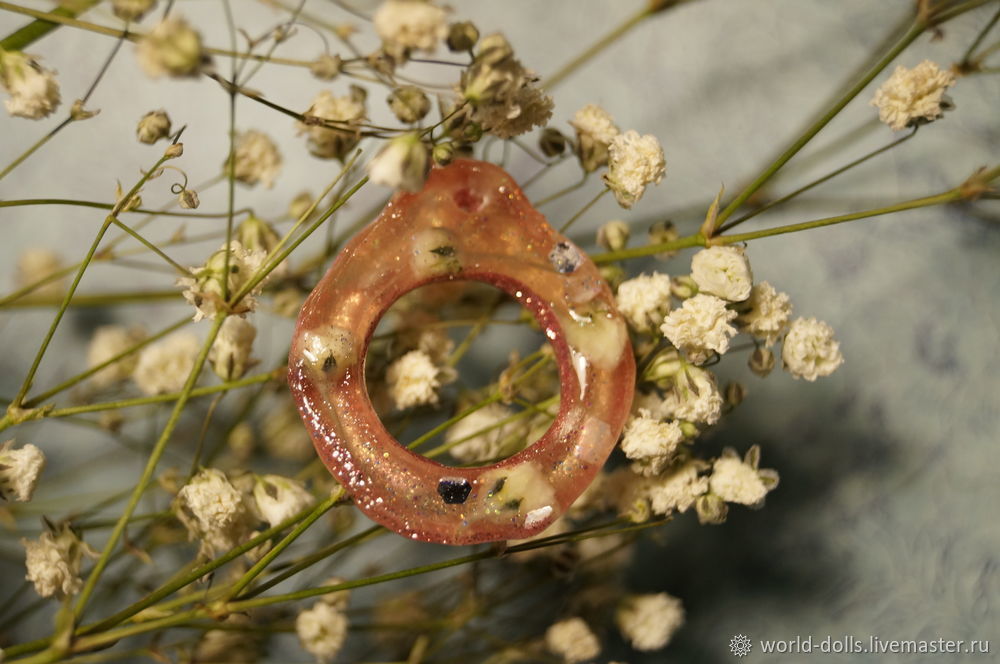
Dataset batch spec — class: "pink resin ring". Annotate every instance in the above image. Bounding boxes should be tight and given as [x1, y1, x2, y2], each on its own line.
[288, 160, 635, 545]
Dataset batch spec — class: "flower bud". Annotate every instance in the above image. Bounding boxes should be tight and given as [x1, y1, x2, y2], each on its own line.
[309, 53, 342, 80]
[446, 21, 479, 52]
[387, 85, 430, 123]
[670, 275, 698, 300]
[367, 134, 430, 192]
[137, 109, 171, 144]
[695, 493, 728, 525]
[178, 188, 200, 209]
[643, 348, 683, 384]
[113, 0, 157, 22]
[597, 220, 630, 252]
[749, 347, 775, 377]
[432, 141, 455, 166]
[538, 128, 567, 157]
[289, 191, 314, 221]
[679, 421, 699, 439]
[724, 381, 747, 408]
[237, 215, 280, 255]
[164, 142, 183, 158]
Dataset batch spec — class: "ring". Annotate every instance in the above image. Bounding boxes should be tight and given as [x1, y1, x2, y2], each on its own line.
[288, 160, 635, 545]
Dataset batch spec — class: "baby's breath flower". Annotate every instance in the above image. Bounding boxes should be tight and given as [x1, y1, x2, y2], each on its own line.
[175, 468, 255, 557]
[296, 601, 348, 663]
[367, 133, 430, 192]
[387, 85, 431, 123]
[253, 474, 313, 527]
[596, 220, 630, 252]
[690, 246, 753, 302]
[0, 440, 45, 502]
[297, 89, 366, 161]
[616, 272, 673, 334]
[616, 593, 685, 651]
[136, 16, 207, 78]
[132, 332, 200, 395]
[176, 241, 268, 321]
[645, 459, 709, 516]
[446, 21, 479, 52]
[459, 33, 553, 139]
[87, 324, 147, 387]
[661, 366, 723, 425]
[112, 0, 157, 22]
[545, 617, 601, 663]
[871, 60, 956, 131]
[660, 293, 737, 364]
[620, 410, 684, 477]
[0, 51, 60, 119]
[22, 524, 97, 598]
[136, 109, 171, 143]
[709, 446, 779, 506]
[604, 130, 665, 209]
[570, 104, 620, 172]
[310, 53, 343, 80]
[781, 317, 844, 381]
[177, 187, 199, 209]
[16, 248, 65, 298]
[228, 130, 282, 188]
[603, 467, 652, 523]
[373, 0, 449, 55]
[210, 316, 256, 380]
[444, 402, 517, 464]
[317, 576, 351, 610]
[738, 281, 792, 346]
[386, 349, 445, 410]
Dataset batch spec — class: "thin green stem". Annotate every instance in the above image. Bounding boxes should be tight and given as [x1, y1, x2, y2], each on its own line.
[109, 218, 192, 276]
[0, 117, 71, 181]
[0, 0, 100, 51]
[712, 22, 925, 229]
[72, 313, 228, 621]
[591, 232, 705, 264]
[1, 289, 181, 310]
[959, 2, 1000, 65]
[559, 187, 608, 233]
[8, 155, 170, 410]
[0, 198, 253, 218]
[718, 126, 919, 233]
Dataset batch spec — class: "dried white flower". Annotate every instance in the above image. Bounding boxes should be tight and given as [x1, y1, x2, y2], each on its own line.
[616, 272, 673, 333]
[210, 316, 257, 380]
[317, 576, 351, 610]
[604, 130, 665, 209]
[545, 617, 601, 663]
[660, 293, 737, 364]
[646, 459, 709, 516]
[660, 366, 724, 425]
[176, 468, 255, 557]
[570, 104, 620, 145]
[738, 281, 791, 346]
[136, 109, 171, 143]
[132, 332, 200, 395]
[22, 524, 97, 598]
[620, 410, 684, 477]
[710, 447, 778, 506]
[373, 0, 449, 54]
[444, 402, 519, 464]
[112, 0, 157, 22]
[87, 325, 147, 387]
[781, 317, 844, 381]
[253, 474, 313, 528]
[460, 34, 553, 139]
[176, 241, 269, 321]
[596, 219, 630, 252]
[136, 16, 207, 78]
[386, 350, 445, 410]
[690, 246, 753, 301]
[871, 60, 956, 131]
[387, 85, 431, 123]
[367, 133, 429, 192]
[0, 51, 60, 119]
[296, 601, 348, 663]
[0, 440, 46, 502]
[297, 89, 366, 160]
[616, 593, 685, 651]
[16, 248, 65, 298]
[310, 53, 342, 80]
[229, 130, 282, 188]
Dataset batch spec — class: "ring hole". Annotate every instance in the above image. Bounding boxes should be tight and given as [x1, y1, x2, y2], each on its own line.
[452, 187, 484, 213]
[365, 281, 559, 468]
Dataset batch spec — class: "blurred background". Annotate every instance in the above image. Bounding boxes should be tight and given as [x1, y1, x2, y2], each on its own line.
[1, 1, 997, 662]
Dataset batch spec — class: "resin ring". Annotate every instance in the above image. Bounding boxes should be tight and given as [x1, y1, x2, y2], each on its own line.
[288, 160, 635, 545]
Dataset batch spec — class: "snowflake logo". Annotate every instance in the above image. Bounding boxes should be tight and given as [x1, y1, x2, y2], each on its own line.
[730, 634, 753, 658]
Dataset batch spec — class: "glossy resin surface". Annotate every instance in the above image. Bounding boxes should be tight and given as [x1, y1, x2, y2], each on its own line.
[288, 160, 635, 544]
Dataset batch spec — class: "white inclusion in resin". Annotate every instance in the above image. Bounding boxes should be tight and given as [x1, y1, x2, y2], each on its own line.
[300, 325, 355, 375]
[560, 307, 627, 370]
[524, 505, 553, 528]
[570, 348, 589, 399]
[480, 462, 556, 521]
[411, 227, 461, 277]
